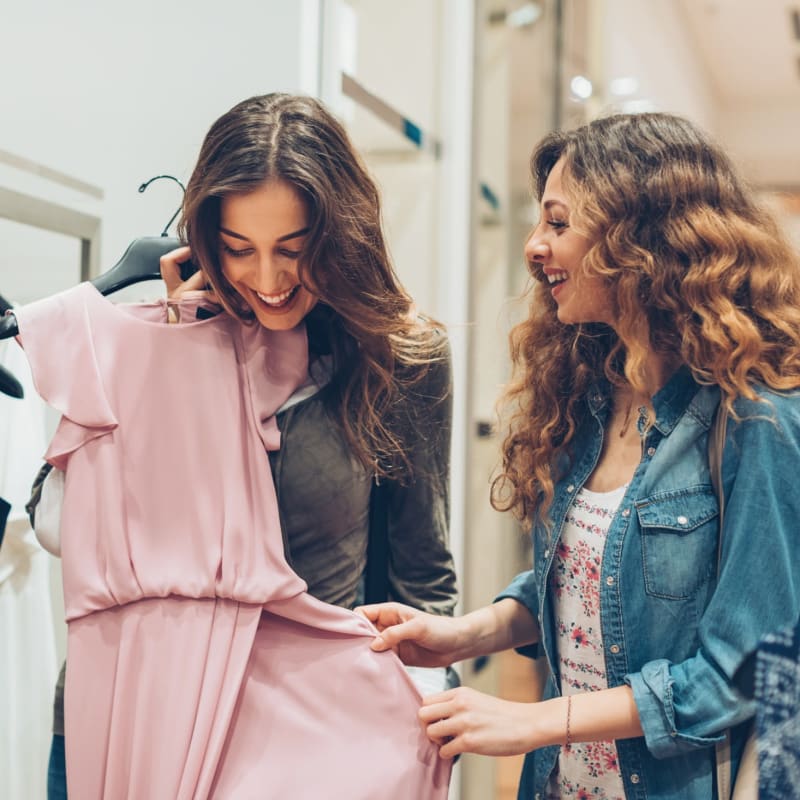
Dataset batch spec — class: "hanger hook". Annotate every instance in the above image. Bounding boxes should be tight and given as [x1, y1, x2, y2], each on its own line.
[138, 174, 186, 237]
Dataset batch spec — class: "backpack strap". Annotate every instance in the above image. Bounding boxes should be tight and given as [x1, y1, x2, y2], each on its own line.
[709, 402, 732, 800]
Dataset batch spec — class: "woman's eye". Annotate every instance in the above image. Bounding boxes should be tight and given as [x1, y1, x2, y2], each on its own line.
[278, 249, 302, 260]
[221, 243, 252, 258]
[547, 219, 568, 230]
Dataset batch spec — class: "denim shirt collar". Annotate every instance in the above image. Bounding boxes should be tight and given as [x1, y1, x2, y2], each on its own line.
[587, 365, 702, 437]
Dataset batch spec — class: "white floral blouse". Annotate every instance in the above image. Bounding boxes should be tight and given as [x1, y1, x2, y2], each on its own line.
[546, 484, 628, 800]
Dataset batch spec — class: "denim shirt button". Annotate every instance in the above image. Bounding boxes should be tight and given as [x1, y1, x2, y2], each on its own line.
[677, 515, 689, 525]
[606, 576, 615, 586]
[543, 548, 550, 559]
[670, 730, 678, 737]
[621, 508, 630, 518]
[647, 446, 656, 456]
[610, 644, 620, 654]
[566, 484, 575, 493]
[630, 773, 641, 784]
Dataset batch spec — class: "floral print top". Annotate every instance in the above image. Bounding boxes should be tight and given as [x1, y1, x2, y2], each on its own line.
[546, 484, 627, 800]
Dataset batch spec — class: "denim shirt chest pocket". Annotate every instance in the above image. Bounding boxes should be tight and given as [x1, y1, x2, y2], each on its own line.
[634, 486, 718, 600]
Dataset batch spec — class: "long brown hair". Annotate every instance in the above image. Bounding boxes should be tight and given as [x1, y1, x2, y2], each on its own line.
[179, 93, 444, 479]
[492, 112, 800, 524]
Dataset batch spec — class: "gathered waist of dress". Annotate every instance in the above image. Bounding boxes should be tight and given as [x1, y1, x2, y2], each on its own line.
[63, 574, 309, 623]
[64, 585, 384, 646]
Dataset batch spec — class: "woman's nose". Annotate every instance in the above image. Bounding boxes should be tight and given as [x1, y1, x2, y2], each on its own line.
[524, 232, 548, 263]
[255, 255, 280, 285]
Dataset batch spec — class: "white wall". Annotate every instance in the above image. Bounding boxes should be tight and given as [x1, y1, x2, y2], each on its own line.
[328, 0, 446, 318]
[601, 0, 718, 131]
[0, 0, 318, 301]
[718, 104, 800, 188]
[0, 8, 319, 797]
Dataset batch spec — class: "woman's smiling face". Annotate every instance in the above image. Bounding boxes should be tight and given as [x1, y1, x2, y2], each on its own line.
[524, 158, 614, 328]
[219, 179, 317, 331]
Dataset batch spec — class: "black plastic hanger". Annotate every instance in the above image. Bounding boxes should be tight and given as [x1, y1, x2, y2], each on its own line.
[0, 315, 19, 340]
[0, 364, 23, 398]
[89, 234, 182, 296]
[0, 175, 190, 341]
[0, 292, 24, 395]
[91, 175, 186, 295]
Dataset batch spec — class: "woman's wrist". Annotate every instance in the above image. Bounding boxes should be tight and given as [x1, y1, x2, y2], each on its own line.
[450, 600, 538, 662]
[448, 613, 486, 663]
[527, 696, 571, 749]
[527, 687, 643, 749]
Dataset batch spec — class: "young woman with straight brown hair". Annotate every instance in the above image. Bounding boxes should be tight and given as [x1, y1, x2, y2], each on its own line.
[35, 92, 457, 799]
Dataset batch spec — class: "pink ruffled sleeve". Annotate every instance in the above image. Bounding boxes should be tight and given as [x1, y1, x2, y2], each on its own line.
[13, 285, 118, 469]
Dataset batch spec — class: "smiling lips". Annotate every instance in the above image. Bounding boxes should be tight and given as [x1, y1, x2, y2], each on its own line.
[545, 270, 568, 285]
[255, 285, 300, 309]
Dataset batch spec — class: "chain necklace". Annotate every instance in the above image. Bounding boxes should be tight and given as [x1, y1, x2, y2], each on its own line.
[618, 400, 635, 438]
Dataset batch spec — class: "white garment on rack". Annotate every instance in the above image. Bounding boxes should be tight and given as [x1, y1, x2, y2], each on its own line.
[0, 337, 58, 800]
[35, 466, 64, 557]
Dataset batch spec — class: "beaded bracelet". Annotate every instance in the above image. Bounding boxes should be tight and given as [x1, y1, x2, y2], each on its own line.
[565, 695, 573, 749]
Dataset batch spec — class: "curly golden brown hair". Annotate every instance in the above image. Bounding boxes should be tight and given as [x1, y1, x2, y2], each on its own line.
[491, 112, 800, 524]
[179, 93, 445, 481]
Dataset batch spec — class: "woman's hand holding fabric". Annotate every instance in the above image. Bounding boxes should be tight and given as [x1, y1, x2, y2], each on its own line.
[420, 687, 539, 759]
[359, 598, 540, 669]
[357, 602, 464, 668]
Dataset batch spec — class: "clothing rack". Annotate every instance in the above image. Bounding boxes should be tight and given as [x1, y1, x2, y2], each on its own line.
[341, 73, 442, 158]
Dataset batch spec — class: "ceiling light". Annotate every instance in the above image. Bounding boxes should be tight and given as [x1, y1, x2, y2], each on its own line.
[570, 75, 593, 101]
[507, 2, 542, 27]
[488, 2, 543, 28]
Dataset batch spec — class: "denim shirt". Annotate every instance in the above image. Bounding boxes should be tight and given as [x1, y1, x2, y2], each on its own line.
[498, 367, 800, 800]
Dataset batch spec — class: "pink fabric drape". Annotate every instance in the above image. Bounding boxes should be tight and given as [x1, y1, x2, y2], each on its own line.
[16, 284, 451, 799]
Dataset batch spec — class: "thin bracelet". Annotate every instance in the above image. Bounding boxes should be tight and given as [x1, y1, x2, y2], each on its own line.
[565, 695, 573, 749]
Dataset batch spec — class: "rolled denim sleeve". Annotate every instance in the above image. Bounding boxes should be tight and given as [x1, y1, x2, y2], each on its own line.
[627, 390, 800, 759]
[625, 658, 741, 758]
[495, 569, 542, 659]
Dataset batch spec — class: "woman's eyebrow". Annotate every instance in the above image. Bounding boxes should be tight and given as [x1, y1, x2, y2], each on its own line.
[277, 227, 310, 242]
[218, 226, 310, 242]
[219, 226, 249, 241]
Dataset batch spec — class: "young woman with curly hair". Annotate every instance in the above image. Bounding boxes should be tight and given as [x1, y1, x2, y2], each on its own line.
[362, 112, 800, 799]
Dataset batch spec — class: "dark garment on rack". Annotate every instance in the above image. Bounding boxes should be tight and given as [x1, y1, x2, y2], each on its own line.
[47, 734, 67, 800]
[26, 462, 52, 528]
[0, 496, 10, 550]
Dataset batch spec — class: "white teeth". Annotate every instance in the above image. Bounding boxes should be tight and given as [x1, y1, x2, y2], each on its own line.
[547, 271, 568, 284]
[257, 287, 296, 306]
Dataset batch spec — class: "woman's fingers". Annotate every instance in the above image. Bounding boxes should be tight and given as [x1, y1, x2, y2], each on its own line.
[160, 246, 218, 304]
[356, 602, 412, 628]
[160, 246, 192, 293]
[370, 617, 425, 652]
[419, 687, 538, 759]
[182, 269, 209, 292]
[355, 602, 419, 649]
[419, 690, 456, 720]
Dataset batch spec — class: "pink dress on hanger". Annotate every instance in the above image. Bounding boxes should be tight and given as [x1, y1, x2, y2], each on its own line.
[15, 283, 451, 800]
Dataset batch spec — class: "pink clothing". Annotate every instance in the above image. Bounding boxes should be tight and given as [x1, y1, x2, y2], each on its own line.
[16, 284, 450, 799]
